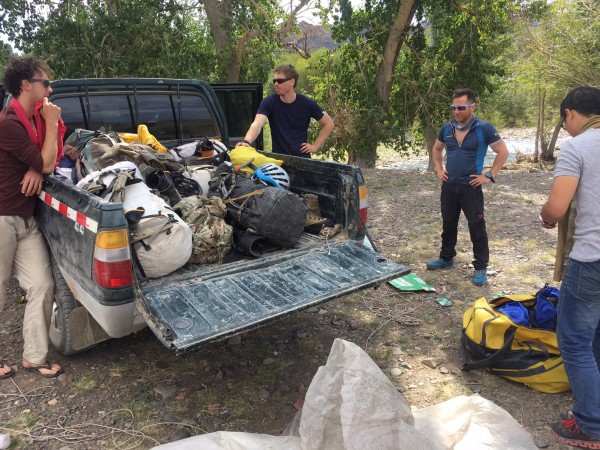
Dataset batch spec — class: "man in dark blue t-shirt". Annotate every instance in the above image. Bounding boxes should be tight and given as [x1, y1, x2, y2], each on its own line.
[236, 64, 334, 158]
[426, 88, 509, 286]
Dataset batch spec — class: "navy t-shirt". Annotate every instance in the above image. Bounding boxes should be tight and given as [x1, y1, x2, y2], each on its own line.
[437, 118, 501, 184]
[257, 93, 325, 158]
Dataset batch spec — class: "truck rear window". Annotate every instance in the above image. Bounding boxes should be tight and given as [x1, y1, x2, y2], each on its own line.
[54, 93, 219, 142]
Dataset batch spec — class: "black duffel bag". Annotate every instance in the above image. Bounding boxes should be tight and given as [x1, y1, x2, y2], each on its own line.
[209, 163, 305, 248]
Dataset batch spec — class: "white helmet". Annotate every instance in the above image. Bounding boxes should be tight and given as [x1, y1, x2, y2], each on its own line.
[252, 163, 290, 190]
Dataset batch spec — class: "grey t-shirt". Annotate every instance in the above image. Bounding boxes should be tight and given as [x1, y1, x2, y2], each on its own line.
[555, 128, 600, 261]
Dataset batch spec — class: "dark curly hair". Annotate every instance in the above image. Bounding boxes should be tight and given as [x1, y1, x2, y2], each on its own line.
[2, 56, 53, 97]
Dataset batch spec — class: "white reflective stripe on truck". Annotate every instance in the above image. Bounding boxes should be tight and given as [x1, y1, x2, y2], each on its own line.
[39, 190, 99, 233]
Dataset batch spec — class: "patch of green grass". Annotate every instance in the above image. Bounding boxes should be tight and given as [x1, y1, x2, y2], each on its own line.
[489, 239, 511, 247]
[367, 342, 396, 363]
[70, 373, 100, 396]
[2, 409, 39, 449]
[396, 335, 410, 347]
[422, 314, 437, 325]
[395, 178, 412, 188]
[264, 408, 278, 420]
[431, 380, 471, 401]
[369, 179, 392, 191]
[226, 394, 255, 421]
[523, 239, 539, 251]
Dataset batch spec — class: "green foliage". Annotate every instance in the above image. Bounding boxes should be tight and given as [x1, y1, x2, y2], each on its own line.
[476, 78, 537, 128]
[308, 45, 393, 163]
[0, 41, 15, 78]
[202, 0, 302, 82]
[1, 0, 217, 79]
[513, 0, 600, 91]
[308, 0, 515, 165]
[403, 0, 515, 129]
[506, 0, 600, 146]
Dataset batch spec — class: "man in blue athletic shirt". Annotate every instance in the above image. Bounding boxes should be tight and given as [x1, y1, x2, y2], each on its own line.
[236, 64, 334, 158]
[426, 88, 509, 286]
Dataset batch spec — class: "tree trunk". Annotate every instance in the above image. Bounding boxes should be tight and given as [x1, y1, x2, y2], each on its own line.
[540, 89, 547, 156]
[543, 118, 561, 161]
[425, 122, 437, 172]
[533, 86, 541, 163]
[203, 0, 234, 81]
[352, 142, 378, 168]
[374, 0, 416, 105]
[365, 0, 415, 169]
[203, 0, 310, 82]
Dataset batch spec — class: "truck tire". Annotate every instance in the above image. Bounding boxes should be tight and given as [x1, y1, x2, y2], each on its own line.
[49, 257, 86, 355]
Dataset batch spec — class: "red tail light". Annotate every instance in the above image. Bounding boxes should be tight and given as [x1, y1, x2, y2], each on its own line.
[358, 185, 368, 229]
[93, 230, 133, 289]
[93, 259, 133, 288]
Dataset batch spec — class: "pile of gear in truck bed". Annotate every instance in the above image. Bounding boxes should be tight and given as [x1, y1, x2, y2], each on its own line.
[54, 127, 337, 279]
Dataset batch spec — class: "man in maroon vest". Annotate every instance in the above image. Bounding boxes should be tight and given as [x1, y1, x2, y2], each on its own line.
[0, 57, 65, 379]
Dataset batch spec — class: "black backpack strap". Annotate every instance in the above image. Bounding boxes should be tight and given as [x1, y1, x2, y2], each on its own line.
[462, 325, 517, 371]
[129, 243, 148, 284]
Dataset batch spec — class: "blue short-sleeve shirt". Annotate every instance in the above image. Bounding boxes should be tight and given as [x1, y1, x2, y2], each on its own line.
[437, 118, 501, 184]
[257, 93, 325, 158]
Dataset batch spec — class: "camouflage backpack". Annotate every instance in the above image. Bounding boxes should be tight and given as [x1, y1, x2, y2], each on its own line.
[174, 196, 233, 264]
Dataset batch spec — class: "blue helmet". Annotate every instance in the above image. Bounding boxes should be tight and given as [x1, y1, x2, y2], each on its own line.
[252, 163, 290, 190]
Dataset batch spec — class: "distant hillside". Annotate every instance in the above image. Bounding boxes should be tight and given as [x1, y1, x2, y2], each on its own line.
[285, 21, 337, 53]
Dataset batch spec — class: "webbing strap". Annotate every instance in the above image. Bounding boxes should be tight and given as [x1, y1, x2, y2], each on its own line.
[462, 326, 517, 371]
[224, 189, 266, 221]
[223, 189, 265, 205]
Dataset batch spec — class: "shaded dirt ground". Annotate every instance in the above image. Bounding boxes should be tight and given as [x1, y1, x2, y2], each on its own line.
[1, 141, 574, 449]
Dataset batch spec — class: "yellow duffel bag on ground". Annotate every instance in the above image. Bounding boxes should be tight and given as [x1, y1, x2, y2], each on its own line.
[462, 294, 570, 393]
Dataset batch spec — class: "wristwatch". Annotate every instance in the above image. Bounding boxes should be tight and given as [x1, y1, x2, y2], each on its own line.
[485, 171, 495, 183]
[241, 139, 251, 145]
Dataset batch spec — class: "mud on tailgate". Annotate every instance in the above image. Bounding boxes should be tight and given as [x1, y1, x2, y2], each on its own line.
[136, 240, 409, 354]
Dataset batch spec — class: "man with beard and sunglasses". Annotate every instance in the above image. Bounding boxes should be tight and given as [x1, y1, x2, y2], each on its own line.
[426, 88, 509, 286]
[236, 64, 334, 158]
[0, 56, 66, 379]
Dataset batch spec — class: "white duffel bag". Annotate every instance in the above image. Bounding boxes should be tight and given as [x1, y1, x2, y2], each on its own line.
[122, 182, 192, 278]
[77, 161, 193, 278]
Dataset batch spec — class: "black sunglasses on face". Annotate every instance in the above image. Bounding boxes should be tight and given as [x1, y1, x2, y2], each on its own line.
[29, 78, 51, 88]
[273, 77, 291, 84]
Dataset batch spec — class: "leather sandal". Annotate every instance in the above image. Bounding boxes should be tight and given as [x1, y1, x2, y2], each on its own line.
[23, 361, 63, 378]
[0, 361, 16, 380]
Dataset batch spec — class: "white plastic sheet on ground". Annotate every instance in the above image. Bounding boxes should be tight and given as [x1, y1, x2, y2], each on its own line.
[151, 339, 537, 450]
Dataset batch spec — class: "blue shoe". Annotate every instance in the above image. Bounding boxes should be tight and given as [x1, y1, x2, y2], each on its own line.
[472, 269, 487, 286]
[426, 258, 454, 270]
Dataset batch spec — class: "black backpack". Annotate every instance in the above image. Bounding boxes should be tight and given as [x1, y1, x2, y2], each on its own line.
[208, 163, 305, 248]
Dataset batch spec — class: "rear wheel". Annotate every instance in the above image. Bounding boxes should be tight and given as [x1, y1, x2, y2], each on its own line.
[49, 256, 80, 355]
[48, 256, 112, 355]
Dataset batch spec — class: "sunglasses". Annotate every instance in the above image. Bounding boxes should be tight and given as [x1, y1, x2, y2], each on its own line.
[450, 103, 475, 111]
[273, 77, 291, 84]
[29, 78, 51, 88]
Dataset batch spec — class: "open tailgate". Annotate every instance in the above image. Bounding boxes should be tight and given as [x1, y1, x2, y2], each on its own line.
[136, 240, 409, 354]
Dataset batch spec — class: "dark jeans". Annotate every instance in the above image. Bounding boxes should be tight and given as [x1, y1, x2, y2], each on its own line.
[439, 182, 488, 270]
[558, 259, 600, 438]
